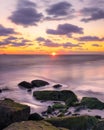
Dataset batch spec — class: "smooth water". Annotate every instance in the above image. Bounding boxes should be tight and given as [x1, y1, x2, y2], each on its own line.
[0, 54, 104, 115]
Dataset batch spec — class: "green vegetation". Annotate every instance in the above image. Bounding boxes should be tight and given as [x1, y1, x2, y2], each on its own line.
[3, 121, 69, 130]
[81, 97, 104, 110]
[46, 115, 98, 130]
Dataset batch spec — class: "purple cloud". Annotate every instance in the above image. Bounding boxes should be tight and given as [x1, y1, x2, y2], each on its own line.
[77, 36, 104, 41]
[80, 7, 104, 22]
[0, 24, 17, 36]
[9, 0, 43, 26]
[46, 23, 83, 36]
[46, 2, 72, 17]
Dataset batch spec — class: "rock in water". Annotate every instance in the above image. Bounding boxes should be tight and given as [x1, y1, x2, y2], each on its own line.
[45, 115, 98, 130]
[31, 79, 49, 87]
[18, 81, 33, 89]
[53, 84, 62, 89]
[0, 98, 30, 129]
[3, 121, 68, 130]
[28, 113, 44, 121]
[33, 90, 78, 106]
[81, 97, 104, 110]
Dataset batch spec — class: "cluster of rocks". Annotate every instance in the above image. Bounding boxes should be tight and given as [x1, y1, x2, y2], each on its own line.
[0, 79, 104, 130]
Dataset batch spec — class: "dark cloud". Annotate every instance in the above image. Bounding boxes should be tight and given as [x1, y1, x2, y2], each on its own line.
[46, 23, 83, 36]
[80, 7, 104, 22]
[46, 2, 72, 16]
[0, 36, 32, 47]
[77, 36, 104, 41]
[92, 43, 101, 47]
[0, 24, 17, 36]
[9, 0, 43, 26]
[36, 37, 81, 48]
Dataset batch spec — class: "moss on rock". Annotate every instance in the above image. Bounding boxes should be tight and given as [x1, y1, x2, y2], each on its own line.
[81, 97, 104, 110]
[45, 115, 98, 130]
[3, 121, 68, 130]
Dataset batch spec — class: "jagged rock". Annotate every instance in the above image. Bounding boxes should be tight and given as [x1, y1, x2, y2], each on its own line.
[45, 115, 98, 130]
[28, 113, 44, 121]
[0, 98, 30, 129]
[53, 84, 62, 89]
[18, 81, 33, 89]
[31, 79, 49, 87]
[81, 97, 104, 110]
[33, 90, 78, 106]
[3, 121, 68, 130]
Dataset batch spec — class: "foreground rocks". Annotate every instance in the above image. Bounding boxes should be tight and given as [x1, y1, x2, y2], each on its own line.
[81, 97, 104, 110]
[33, 90, 78, 106]
[46, 115, 98, 130]
[0, 98, 30, 130]
[93, 120, 104, 130]
[18, 81, 33, 89]
[3, 121, 68, 130]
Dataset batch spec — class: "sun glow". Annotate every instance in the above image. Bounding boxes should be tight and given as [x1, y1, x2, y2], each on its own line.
[51, 52, 57, 56]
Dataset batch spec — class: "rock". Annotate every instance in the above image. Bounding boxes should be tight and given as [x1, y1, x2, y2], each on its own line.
[81, 97, 104, 110]
[95, 115, 101, 119]
[33, 90, 78, 106]
[31, 79, 49, 87]
[0, 87, 10, 93]
[0, 89, 2, 93]
[93, 120, 104, 130]
[18, 81, 33, 89]
[52, 103, 66, 110]
[0, 98, 30, 129]
[47, 106, 54, 114]
[3, 121, 64, 130]
[53, 84, 62, 89]
[28, 113, 44, 121]
[45, 115, 98, 130]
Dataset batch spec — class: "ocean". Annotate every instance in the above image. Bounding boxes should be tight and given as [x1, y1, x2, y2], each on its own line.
[0, 54, 104, 116]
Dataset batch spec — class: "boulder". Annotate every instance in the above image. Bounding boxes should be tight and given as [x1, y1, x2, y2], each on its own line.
[3, 121, 68, 130]
[93, 120, 104, 130]
[31, 79, 49, 87]
[18, 81, 33, 89]
[33, 90, 78, 106]
[0, 98, 30, 129]
[28, 113, 44, 121]
[81, 97, 104, 110]
[45, 115, 98, 130]
[53, 84, 62, 89]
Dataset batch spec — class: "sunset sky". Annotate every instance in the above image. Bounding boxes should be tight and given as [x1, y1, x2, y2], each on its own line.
[0, 0, 104, 54]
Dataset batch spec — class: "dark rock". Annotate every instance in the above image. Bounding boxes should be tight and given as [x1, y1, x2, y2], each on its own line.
[31, 79, 49, 87]
[28, 113, 44, 121]
[0, 98, 30, 130]
[47, 106, 54, 114]
[0, 87, 10, 93]
[53, 84, 62, 89]
[3, 121, 64, 130]
[33, 90, 78, 107]
[81, 97, 104, 110]
[18, 81, 33, 89]
[41, 111, 48, 117]
[93, 120, 104, 130]
[46, 115, 98, 130]
[27, 89, 32, 92]
[95, 115, 101, 119]
[0, 89, 2, 93]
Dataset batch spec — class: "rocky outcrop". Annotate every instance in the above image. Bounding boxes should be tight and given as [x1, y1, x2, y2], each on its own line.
[18, 81, 33, 89]
[31, 79, 49, 87]
[3, 121, 68, 130]
[28, 113, 44, 121]
[46, 115, 98, 130]
[93, 120, 104, 130]
[33, 90, 78, 106]
[0, 98, 30, 130]
[81, 97, 104, 110]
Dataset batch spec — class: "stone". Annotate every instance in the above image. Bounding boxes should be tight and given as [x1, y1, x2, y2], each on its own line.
[81, 97, 104, 110]
[0, 98, 30, 129]
[93, 120, 104, 130]
[53, 84, 62, 89]
[3, 121, 65, 130]
[28, 113, 44, 121]
[18, 81, 33, 89]
[31, 79, 49, 87]
[45, 115, 98, 130]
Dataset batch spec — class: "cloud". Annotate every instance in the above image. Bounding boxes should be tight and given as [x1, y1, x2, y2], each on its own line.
[0, 24, 17, 36]
[46, 2, 72, 17]
[76, 36, 104, 41]
[46, 23, 83, 36]
[92, 43, 101, 47]
[0, 36, 32, 47]
[9, 0, 43, 26]
[36, 37, 81, 48]
[80, 7, 104, 22]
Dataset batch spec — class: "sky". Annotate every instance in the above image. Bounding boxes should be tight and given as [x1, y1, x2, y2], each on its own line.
[0, 0, 104, 54]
